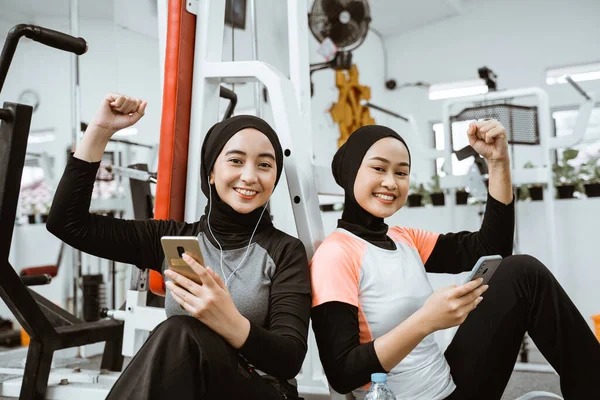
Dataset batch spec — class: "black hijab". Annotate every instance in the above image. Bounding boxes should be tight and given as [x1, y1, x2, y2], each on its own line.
[332, 125, 411, 250]
[200, 115, 283, 249]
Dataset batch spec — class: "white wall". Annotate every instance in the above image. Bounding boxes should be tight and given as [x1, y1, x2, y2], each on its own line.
[79, 21, 162, 151]
[0, 13, 72, 172]
[382, 0, 600, 175]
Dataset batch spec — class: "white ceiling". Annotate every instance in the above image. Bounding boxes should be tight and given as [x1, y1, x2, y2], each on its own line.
[0, 0, 472, 38]
[0, 0, 159, 38]
[368, 0, 466, 36]
[0, 0, 114, 20]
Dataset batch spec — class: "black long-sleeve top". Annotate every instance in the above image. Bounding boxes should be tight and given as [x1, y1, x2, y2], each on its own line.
[47, 155, 311, 379]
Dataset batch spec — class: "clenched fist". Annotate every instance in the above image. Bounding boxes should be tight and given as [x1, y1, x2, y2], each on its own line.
[467, 119, 509, 166]
[88, 93, 147, 138]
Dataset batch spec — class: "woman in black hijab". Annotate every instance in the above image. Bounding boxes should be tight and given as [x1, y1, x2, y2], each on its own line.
[332, 124, 411, 249]
[47, 94, 309, 399]
[310, 123, 600, 399]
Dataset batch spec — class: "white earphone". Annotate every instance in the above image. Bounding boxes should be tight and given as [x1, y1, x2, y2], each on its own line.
[206, 174, 270, 286]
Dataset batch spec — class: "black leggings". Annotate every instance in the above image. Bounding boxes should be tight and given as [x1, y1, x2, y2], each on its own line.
[444, 255, 600, 400]
[106, 315, 299, 400]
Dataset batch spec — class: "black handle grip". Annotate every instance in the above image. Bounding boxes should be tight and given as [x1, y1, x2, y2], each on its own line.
[220, 86, 238, 121]
[23, 25, 87, 55]
[21, 274, 52, 286]
[1, 24, 87, 95]
[454, 145, 479, 161]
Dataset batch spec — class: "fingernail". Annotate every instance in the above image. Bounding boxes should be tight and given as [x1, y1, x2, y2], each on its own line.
[182, 253, 190, 260]
[478, 296, 483, 302]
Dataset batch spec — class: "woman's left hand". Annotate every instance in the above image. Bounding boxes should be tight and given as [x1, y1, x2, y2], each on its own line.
[164, 253, 251, 349]
[467, 119, 510, 166]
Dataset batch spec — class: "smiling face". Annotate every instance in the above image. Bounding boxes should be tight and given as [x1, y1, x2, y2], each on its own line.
[353, 137, 411, 218]
[209, 128, 277, 214]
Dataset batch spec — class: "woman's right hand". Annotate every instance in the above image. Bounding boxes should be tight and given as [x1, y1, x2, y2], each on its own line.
[417, 278, 488, 334]
[74, 94, 147, 162]
[88, 93, 147, 138]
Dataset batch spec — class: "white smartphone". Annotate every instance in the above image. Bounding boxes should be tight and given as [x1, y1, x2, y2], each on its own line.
[463, 255, 503, 286]
[160, 236, 205, 285]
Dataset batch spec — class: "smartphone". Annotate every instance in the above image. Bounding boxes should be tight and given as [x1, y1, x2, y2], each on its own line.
[463, 255, 503, 286]
[160, 236, 205, 285]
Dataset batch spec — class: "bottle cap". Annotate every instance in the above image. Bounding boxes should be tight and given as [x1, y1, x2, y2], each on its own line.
[371, 373, 387, 383]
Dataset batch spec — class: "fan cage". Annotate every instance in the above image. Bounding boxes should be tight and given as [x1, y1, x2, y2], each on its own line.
[308, 0, 370, 50]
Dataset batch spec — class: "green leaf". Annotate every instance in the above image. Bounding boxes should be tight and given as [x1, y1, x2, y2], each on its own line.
[563, 148, 579, 162]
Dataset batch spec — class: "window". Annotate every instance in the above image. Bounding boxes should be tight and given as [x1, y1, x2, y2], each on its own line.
[432, 121, 476, 177]
[431, 106, 600, 188]
[552, 106, 600, 166]
[19, 156, 54, 217]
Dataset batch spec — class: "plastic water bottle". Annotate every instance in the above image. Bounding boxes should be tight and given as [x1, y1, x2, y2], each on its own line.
[364, 373, 395, 400]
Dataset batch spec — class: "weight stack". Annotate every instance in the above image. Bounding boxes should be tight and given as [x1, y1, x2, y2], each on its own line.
[82, 274, 106, 322]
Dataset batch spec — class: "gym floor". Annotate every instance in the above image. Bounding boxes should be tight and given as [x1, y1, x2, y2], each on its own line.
[0, 372, 561, 400]
[500, 345, 562, 400]
[300, 368, 561, 400]
[0, 345, 561, 399]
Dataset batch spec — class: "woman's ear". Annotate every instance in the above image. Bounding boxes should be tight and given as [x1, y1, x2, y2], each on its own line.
[209, 172, 215, 185]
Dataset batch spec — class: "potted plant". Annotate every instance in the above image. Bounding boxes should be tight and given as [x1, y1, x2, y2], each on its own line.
[521, 162, 544, 201]
[37, 202, 51, 223]
[455, 187, 470, 205]
[23, 203, 36, 224]
[552, 148, 582, 199]
[580, 157, 600, 198]
[407, 183, 429, 207]
[428, 175, 445, 206]
[516, 185, 529, 201]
